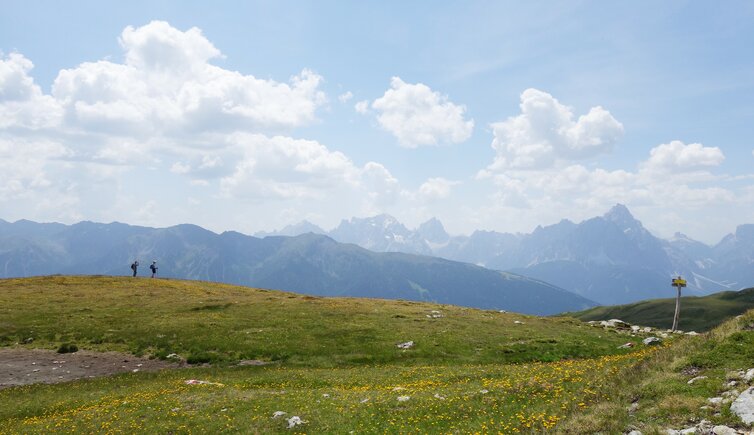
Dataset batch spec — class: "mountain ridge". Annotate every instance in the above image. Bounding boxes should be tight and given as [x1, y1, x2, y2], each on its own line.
[0, 219, 595, 315]
[258, 204, 753, 305]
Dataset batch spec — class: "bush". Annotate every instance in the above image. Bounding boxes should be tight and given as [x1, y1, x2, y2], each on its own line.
[57, 343, 78, 353]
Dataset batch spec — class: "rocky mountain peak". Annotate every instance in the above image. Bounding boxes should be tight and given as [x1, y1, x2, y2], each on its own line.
[417, 217, 450, 244]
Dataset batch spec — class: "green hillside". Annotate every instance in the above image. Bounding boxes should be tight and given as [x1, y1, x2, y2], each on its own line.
[565, 287, 754, 332]
[0, 276, 623, 367]
[2, 276, 753, 433]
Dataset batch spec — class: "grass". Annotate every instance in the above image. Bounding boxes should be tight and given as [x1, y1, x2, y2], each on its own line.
[564, 287, 754, 332]
[4, 275, 751, 433]
[0, 348, 659, 433]
[0, 275, 642, 367]
[555, 310, 754, 433]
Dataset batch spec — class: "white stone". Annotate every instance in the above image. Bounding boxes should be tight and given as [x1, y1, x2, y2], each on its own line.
[631, 325, 641, 332]
[688, 375, 707, 385]
[665, 430, 681, 435]
[745, 368, 754, 383]
[708, 397, 723, 405]
[514, 320, 524, 325]
[433, 393, 446, 400]
[731, 387, 754, 425]
[397, 341, 414, 349]
[627, 431, 642, 435]
[397, 396, 410, 402]
[643, 337, 662, 346]
[712, 425, 739, 435]
[642, 327, 653, 333]
[679, 428, 696, 435]
[287, 416, 306, 429]
[272, 411, 287, 418]
[686, 331, 699, 336]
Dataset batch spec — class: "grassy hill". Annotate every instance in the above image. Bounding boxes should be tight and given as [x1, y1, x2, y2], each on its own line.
[565, 286, 754, 332]
[2, 276, 753, 433]
[0, 276, 621, 367]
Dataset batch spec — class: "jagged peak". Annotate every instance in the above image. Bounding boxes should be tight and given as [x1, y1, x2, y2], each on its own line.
[603, 203, 635, 222]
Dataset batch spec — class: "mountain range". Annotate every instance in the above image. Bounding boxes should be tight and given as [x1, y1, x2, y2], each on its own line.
[0, 219, 594, 315]
[259, 205, 754, 305]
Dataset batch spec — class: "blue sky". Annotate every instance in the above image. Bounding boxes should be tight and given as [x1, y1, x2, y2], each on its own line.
[1, 1, 753, 243]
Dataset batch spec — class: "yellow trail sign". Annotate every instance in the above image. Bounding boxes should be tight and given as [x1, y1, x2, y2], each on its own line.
[672, 278, 687, 287]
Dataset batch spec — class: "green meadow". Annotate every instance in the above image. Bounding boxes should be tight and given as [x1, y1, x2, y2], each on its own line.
[1, 276, 752, 433]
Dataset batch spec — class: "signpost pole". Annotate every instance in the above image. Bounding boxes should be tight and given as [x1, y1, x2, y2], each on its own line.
[671, 276, 686, 332]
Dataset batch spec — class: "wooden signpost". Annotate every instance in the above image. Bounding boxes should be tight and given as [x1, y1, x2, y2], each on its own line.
[671, 276, 687, 332]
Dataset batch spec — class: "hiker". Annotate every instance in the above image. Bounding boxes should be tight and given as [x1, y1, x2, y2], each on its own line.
[130, 260, 139, 277]
[150, 261, 158, 278]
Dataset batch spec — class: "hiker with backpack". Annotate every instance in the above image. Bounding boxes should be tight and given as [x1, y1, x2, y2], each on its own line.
[150, 261, 158, 278]
[130, 260, 139, 277]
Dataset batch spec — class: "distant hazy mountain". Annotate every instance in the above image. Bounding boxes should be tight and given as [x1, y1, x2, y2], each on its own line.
[0, 219, 595, 315]
[274, 205, 752, 305]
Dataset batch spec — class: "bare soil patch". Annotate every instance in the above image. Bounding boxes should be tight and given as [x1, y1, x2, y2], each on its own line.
[0, 348, 181, 389]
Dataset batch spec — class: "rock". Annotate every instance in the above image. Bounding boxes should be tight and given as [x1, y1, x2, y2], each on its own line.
[708, 397, 723, 406]
[642, 327, 653, 333]
[679, 428, 696, 435]
[686, 331, 699, 336]
[659, 332, 670, 338]
[433, 393, 446, 400]
[272, 411, 287, 418]
[688, 376, 707, 385]
[731, 386, 754, 425]
[514, 320, 524, 325]
[287, 416, 306, 429]
[601, 319, 630, 328]
[397, 396, 410, 402]
[631, 325, 642, 332]
[643, 337, 662, 346]
[498, 310, 507, 313]
[712, 425, 739, 435]
[745, 368, 754, 383]
[665, 430, 681, 435]
[479, 389, 489, 394]
[627, 430, 642, 435]
[628, 402, 639, 414]
[619, 342, 635, 349]
[397, 341, 414, 349]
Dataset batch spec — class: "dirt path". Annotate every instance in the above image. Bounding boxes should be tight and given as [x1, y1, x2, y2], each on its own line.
[0, 348, 182, 389]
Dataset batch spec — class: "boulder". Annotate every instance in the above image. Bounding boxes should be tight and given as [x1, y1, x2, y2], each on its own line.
[712, 426, 740, 435]
[687, 376, 707, 385]
[731, 387, 754, 425]
[643, 337, 662, 346]
[745, 368, 754, 383]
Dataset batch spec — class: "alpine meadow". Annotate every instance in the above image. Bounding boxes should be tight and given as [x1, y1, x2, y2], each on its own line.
[3, 2, 754, 434]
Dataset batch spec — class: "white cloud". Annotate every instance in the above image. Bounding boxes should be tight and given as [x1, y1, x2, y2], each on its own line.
[487, 88, 623, 170]
[219, 134, 375, 200]
[643, 140, 724, 171]
[49, 20, 326, 137]
[370, 77, 474, 147]
[338, 91, 353, 103]
[418, 177, 459, 200]
[354, 100, 369, 114]
[0, 53, 63, 129]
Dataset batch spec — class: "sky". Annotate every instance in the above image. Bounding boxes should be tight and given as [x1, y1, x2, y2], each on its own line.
[1, 1, 753, 244]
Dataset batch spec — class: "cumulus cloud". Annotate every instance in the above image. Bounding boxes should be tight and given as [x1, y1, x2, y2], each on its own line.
[643, 140, 724, 171]
[418, 177, 459, 200]
[0, 21, 412, 230]
[48, 20, 326, 137]
[338, 91, 353, 103]
[370, 77, 473, 147]
[354, 100, 369, 114]
[487, 88, 623, 170]
[0, 53, 63, 129]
